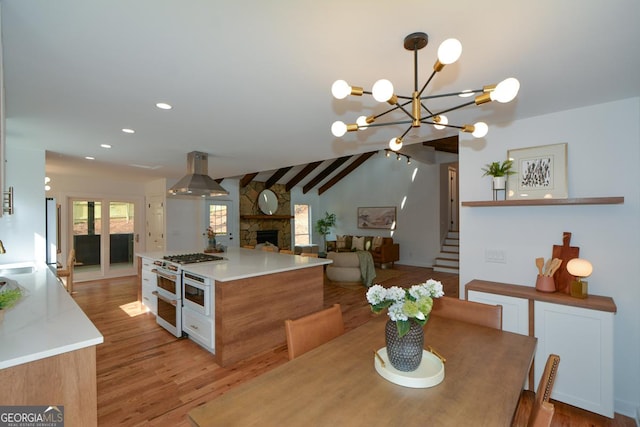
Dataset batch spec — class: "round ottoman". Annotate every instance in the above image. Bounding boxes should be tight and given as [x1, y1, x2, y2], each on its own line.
[326, 252, 361, 282]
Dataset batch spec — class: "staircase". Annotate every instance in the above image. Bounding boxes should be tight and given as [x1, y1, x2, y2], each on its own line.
[433, 230, 459, 274]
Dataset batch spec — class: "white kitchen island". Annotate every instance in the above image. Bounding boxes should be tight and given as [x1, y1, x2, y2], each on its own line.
[137, 247, 332, 366]
[0, 262, 103, 426]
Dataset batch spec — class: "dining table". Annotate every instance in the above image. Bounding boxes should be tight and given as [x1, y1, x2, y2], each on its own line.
[188, 313, 537, 427]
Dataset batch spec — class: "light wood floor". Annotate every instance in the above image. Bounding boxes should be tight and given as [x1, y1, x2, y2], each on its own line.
[73, 265, 635, 426]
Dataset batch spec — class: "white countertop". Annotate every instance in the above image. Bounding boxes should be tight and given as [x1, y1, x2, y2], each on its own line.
[137, 247, 332, 281]
[0, 262, 104, 370]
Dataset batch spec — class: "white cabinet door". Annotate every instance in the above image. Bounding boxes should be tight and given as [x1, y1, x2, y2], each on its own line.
[183, 307, 214, 351]
[534, 301, 614, 417]
[467, 290, 529, 335]
[141, 257, 157, 315]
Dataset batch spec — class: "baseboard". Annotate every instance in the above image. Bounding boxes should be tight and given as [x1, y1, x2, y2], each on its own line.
[615, 398, 640, 422]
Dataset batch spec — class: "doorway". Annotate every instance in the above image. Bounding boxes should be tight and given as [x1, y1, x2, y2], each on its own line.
[204, 200, 235, 248]
[70, 197, 143, 280]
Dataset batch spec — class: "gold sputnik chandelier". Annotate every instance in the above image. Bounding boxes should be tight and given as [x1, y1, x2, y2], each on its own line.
[331, 32, 520, 151]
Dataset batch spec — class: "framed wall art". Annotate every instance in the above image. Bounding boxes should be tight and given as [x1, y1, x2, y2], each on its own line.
[507, 143, 568, 200]
[357, 206, 396, 229]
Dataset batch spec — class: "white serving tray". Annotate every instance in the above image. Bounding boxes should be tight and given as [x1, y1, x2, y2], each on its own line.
[374, 347, 445, 388]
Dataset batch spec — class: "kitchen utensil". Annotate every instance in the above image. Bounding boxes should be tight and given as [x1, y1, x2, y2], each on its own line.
[552, 232, 580, 293]
[548, 258, 562, 277]
[543, 258, 552, 276]
[535, 257, 544, 275]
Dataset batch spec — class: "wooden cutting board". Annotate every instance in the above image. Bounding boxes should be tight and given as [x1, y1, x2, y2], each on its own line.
[552, 232, 580, 294]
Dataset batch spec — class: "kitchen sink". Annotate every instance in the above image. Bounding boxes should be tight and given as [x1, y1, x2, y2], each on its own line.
[0, 265, 36, 275]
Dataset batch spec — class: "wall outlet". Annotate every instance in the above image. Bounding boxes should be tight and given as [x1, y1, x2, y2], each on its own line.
[485, 249, 507, 264]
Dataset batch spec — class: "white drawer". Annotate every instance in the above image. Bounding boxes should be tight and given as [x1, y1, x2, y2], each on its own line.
[141, 285, 157, 315]
[183, 308, 214, 351]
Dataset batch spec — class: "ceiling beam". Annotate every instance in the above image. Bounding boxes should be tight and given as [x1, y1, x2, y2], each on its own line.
[422, 135, 459, 154]
[239, 172, 259, 188]
[285, 161, 323, 192]
[318, 151, 377, 195]
[302, 156, 351, 194]
[264, 166, 293, 189]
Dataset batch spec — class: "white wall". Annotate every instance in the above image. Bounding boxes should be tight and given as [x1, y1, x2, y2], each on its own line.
[0, 145, 45, 264]
[319, 152, 441, 266]
[459, 98, 640, 417]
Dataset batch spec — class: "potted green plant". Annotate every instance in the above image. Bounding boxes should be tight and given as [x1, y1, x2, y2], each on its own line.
[481, 160, 516, 190]
[315, 212, 336, 252]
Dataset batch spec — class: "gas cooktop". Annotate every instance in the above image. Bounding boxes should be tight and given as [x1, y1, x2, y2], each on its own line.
[163, 253, 224, 264]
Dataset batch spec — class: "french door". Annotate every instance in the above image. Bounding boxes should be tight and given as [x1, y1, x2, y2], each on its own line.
[70, 197, 143, 280]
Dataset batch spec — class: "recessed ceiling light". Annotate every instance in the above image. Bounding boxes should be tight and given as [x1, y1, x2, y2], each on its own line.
[156, 102, 172, 110]
[85, 156, 95, 160]
[101, 144, 112, 149]
[122, 128, 135, 134]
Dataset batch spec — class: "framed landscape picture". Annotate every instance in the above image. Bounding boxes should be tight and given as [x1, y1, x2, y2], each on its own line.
[357, 206, 396, 229]
[507, 143, 568, 200]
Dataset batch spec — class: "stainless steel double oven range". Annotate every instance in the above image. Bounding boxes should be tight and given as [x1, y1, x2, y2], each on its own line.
[152, 253, 221, 337]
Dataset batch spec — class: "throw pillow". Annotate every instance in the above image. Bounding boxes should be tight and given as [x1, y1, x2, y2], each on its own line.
[372, 236, 384, 251]
[336, 235, 347, 250]
[352, 236, 365, 251]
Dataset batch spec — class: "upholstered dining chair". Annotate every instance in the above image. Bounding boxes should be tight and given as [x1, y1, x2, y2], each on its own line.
[284, 304, 344, 360]
[279, 249, 294, 255]
[299, 252, 318, 258]
[430, 296, 503, 330]
[56, 249, 76, 294]
[512, 354, 561, 427]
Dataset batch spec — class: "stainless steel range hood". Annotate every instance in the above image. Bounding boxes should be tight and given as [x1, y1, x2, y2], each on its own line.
[168, 151, 229, 197]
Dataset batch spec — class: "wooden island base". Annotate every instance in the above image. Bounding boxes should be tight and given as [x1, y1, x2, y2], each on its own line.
[214, 265, 324, 367]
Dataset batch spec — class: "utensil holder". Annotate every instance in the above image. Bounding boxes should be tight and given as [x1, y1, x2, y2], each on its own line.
[535, 275, 556, 293]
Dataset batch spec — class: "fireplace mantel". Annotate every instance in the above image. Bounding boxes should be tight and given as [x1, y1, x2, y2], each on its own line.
[241, 215, 293, 220]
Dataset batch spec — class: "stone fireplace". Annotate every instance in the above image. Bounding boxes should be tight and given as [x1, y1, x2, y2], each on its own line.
[239, 182, 292, 249]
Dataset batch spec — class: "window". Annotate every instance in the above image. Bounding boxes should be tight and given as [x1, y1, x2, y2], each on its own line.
[208, 203, 228, 235]
[294, 204, 310, 245]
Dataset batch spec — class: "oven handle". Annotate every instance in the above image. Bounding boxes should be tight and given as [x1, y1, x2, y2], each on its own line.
[152, 269, 178, 282]
[152, 290, 178, 307]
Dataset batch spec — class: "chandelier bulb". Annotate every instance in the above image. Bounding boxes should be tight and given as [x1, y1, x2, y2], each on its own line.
[490, 78, 520, 103]
[472, 122, 488, 138]
[356, 115, 370, 130]
[372, 79, 395, 103]
[331, 121, 347, 137]
[433, 115, 448, 130]
[331, 80, 351, 100]
[389, 137, 403, 151]
[437, 38, 462, 65]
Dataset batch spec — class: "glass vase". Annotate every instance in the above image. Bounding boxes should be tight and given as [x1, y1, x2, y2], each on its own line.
[385, 319, 424, 372]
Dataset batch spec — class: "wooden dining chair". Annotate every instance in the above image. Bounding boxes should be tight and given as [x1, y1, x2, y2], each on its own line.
[56, 249, 76, 294]
[299, 252, 318, 258]
[284, 304, 344, 360]
[261, 246, 276, 252]
[430, 296, 503, 330]
[512, 354, 561, 427]
[279, 249, 294, 255]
